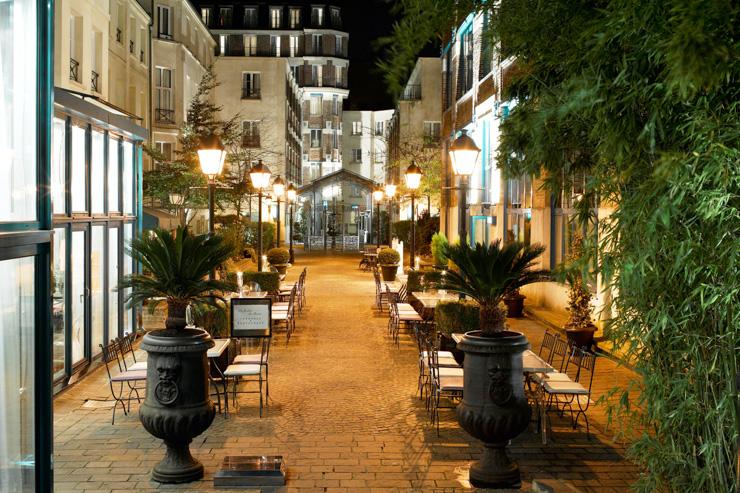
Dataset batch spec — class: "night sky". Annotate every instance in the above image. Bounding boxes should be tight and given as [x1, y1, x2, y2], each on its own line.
[190, 0, 438, 110]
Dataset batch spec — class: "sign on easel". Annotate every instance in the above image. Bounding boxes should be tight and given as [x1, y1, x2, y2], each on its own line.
[230, 298, 272, 338]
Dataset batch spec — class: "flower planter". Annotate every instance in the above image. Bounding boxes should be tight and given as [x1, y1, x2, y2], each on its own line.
[380, 264, 398, 282]
[271, 263, 289, 275]
[503, 292, 525, 318]
[566, 325, 597, 351]
[139, 303, 216, 483]
[456, 330, 531, 489]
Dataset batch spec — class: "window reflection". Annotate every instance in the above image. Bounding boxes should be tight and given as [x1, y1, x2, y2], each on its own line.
[71, 125, 87, 213]
[91, 226, 105, 355]
[91, 130, 105, 214]
[51, 118, 66, 215]
[52, 228, 66, 380]
[108, 227, 119, 339]
[71, 230, 86, 364]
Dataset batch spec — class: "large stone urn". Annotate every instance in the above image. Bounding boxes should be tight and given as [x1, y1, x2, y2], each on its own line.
[139, 303, 215, 483]
[456, 330, 531, 489]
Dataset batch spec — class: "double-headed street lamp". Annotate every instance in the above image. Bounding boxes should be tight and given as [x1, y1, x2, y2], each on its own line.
[372, 185, 384, 248]
[197, 133, 226, 235]
[405, 161, 423, 269]
[286, 183, 297, 263]
[384, 181, 396, 246]
[449, 131, 480, 245]
[249, 159, 272, 271]
[272, 176, 285, 247]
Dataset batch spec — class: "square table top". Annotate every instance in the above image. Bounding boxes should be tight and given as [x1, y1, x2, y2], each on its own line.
[208, 338, 230, 358]
[414, 292, 458, 309]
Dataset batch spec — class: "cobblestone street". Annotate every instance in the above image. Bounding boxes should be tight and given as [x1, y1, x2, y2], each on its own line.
[53, 252, 639, 492]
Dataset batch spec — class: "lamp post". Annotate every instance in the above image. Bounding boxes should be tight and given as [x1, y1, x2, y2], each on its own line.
[372, 185, 384, 248]
[197, 133, 226, 235]
[286, 183, 297, 263]
[169, 192, 185, 227]
[405, 161, 423, 269]
[449, 131, 480, 245]
[272, 176, 285, 247]
[384, 181, 396, 246]
[249, 160, 272, 271]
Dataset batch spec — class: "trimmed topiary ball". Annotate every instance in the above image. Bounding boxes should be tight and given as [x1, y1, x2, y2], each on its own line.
[377, 247, 400, 265]
[266, 247, 290, 265]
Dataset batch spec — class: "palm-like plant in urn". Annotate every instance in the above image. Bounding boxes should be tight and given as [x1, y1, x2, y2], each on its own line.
[120, 227, 235, 483]
[440, 240, 549, 488]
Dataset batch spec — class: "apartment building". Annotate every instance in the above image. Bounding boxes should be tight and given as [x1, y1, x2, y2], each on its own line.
[150, 0, 216, 169]
[342, 109, 394, 183]
[202, 2, 349, 183]
[439, 11, 611, 324]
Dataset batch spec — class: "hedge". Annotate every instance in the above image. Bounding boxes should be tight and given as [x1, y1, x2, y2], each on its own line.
[434, 300, 479, 337]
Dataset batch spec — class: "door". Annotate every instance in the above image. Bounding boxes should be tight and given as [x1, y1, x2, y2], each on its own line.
[70, 228, 88, 367]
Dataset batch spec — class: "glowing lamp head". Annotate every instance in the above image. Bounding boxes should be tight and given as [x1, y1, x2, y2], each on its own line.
[405, 161, 423, 190]
[272, 175, 286, 198]
[197, 133, 226, 179]
[169, 192, 184, 206]
[286, 183, 297, 202]
[449, 131, 480, 177]
[249, 160, 272, 190]
[384, 182, 397, 198]
[372, 185, 384, 202]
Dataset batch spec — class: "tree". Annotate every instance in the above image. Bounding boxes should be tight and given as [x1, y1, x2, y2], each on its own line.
[388, 141, 443, 210]
[381, 0, 740, 491]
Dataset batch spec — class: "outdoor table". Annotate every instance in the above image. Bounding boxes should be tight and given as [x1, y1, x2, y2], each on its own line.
[208, 338, 231, 414]
[414, 292, 458, 310]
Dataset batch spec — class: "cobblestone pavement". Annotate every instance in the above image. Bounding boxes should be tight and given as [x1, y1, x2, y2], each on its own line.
[53, 252, 639, 492]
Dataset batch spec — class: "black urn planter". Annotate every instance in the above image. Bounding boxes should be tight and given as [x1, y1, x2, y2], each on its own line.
[139, 304, 216, 484]
[456, 330, 531, 489]
[565, 325, 597, 351]
[503, 293, 525, 318]
[380, 264, 398, 282]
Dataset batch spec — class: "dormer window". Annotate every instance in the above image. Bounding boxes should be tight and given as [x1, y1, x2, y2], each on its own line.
[311, 6, 323, 26]
[243, 7, 257, 28]
[200, 7, 212, 27]
[289, 8, 301, 28]
[270, 7, 282, 28]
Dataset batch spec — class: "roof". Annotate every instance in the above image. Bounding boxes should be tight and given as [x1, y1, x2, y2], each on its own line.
[297, 168, 377, 194]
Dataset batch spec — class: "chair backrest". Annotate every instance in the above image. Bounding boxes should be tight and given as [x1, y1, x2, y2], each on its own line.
[538, 331, 559, 364]
[100, 341, 124, 377]
[398, 284, 407, 303]
[563, 346, 597, 391]
[551, 336, 570, 372]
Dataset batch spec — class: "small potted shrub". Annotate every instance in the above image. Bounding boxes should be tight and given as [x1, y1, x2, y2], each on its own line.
[503, 288, 526, 317]
[377, 247, 400, 282]
[562, 233, 597, 350]
[431, 232, 448, 269]
[266, 247, 290, 274]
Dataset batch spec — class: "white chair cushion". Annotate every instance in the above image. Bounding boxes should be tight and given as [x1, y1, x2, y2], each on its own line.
[438, 367, 464, 377]
[422, 350, 454, 359]
[438, 375, 464, 391]
[127, 361, 147, 371]
[543, 380, 589, 395]
[398, 313, 423, 321]
[530, 371, 571, 384]
[397, 303, 415, 311]
[111, 370, 147, 382]
[272, 312, 289, 320]
[224, 364, 262, 377]
[233, 354, 264, 365]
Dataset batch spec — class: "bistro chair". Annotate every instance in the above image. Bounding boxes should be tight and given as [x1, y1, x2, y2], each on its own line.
[373, 268, 389, 311]
[100, 341, 147, 424]
[272, 286, 296, 342]
[116, 333, 147, 372]
[223, 336, 271, 417]
[386, 285, 422, 346]
[427, 341, 464, 436]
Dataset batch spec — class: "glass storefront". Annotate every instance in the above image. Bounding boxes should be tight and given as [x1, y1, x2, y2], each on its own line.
[505, 175, 532, 245]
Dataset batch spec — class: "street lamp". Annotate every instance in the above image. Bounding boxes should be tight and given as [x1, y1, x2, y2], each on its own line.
[405, 161, 423, 268]
[286, 183, 297, 264]
[197, 133, 226, 235]
[249, 159, 272, 271]
[384, 181, 396, 246]
[449, 131, 480, 244]
[372, 185, 384, 249]
[272, 175, 285, 247]
[169, 192, 185, 227]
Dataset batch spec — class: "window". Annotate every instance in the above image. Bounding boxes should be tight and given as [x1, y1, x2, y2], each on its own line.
[71, 124, 86, 213]
[309, 94, 322, 115]
[108, 135, 120, 212]
[52, 117, 66, 214]
[242, 121, 260, 147]
[155, 67, 173, 123]
[335, 35, 342, 56]
[312, 34, 322, 54]
[156, 5, 171, 39]
[70, 229, 86, 363]
[291, 65, 300, 83]
[505, 175, 532, 245]
[375, 121, 384, 136]
[332, 95, 339, 115]
[552, 172, 597, 267]
[218, 35, 225, 55]
[330, 7, 341, 27]
[310, 129, 321, 148]
[270, 7, 282, 28]
[335, 65, 342, 87]
[289, 35, 298, 57]
[128, 17, 136, 54]
[243, 7, 257, 27]
[241, 72, 261, 99]
[311, 6, 323, 26]
[52, 228, 66, 379]
[218, 7, 232, 27]
[154, 141, 172, 162]
[352, 148, 362, 162]
[352, 121, 362, 135]
[423, 121, 441, 146]
[479, 11, 493, 78]
[91, 130, 105, 214]
[122, 223, 134, 334]
[271, 35, 281, 56]
[91, 31, 102, 91]
[91, 225, 105, 356]
[201, 7, 212, 26]
[122, 141, 134, 215]
[316, 65, 323, 86]
[289, 8, 301, 28]
[457, 29, 474, 97]
[108, 227, 119, 340]
[244, 35, 257, 55]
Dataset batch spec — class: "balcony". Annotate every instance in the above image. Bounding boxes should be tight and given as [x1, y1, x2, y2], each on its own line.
[116, 28, 122, 43]
[129, 40, 134, 54]
[400, 84, 422, 101]
[69, 58, 79, 82]
[155, 108, 175, 124]
[91, 71, 99, 93]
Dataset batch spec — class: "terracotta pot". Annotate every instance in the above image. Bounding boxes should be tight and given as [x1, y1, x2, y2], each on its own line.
[565, 325, 597, 351]
[456, 330, 531, 489]
[380, 264, 398, 282]
[271, 263, 289, 275]
[503, 293, 525, 318]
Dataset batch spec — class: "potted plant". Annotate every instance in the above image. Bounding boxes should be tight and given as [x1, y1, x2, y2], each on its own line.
[431, 232, 449, 269]
[266, 247, 290, 274]
[120, 227, 235, 483]
[503, 288, 526, 317]
[377, 247, 400, 282]
[440, 240, 549, 488]
[562, 233, 597, 350]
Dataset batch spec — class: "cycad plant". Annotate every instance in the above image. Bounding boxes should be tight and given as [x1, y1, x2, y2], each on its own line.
[120, 227, 236, 332]
[441, 240, 549, 335]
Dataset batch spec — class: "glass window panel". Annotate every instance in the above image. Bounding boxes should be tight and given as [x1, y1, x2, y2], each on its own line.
[52, 228, 66, 380]
[71, 230, 86, 364]
[108, 228, 119, 339]
[51, 118, 66, 215]
[122, 223, 134, 335]
[108, 135, 119, 212]
[71, 125, 87, 213]
[0, 0, 37, 223]
[122, 141, 133, 215]
[91, 226, 104, 356]
[0, 256, 36, 492]
[91, 130, 105, 214]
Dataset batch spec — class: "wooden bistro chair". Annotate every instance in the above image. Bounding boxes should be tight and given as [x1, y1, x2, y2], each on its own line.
[100, 341, 147, 424]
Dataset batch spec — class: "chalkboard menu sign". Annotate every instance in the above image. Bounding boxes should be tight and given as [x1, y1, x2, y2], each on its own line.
[230, 298, 272, 337]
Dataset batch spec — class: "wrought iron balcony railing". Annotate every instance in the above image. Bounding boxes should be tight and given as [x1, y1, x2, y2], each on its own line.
[91, 71, 99, 92]
[400, 84, 422, 101]
[241, 88, 260, 99]
[69, 58, 79, 82]
[155, 108, 175, 124]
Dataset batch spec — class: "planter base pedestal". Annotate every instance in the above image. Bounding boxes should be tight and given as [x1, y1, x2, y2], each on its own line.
[152, 440, 204, 483]
[469, 443, 521, 489]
